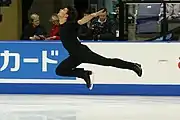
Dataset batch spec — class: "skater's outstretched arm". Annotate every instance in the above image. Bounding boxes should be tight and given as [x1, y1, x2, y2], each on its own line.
[77, 9, 106, 25]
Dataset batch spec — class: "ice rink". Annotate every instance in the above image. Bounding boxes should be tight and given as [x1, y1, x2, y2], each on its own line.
[0, 95, 180, 120]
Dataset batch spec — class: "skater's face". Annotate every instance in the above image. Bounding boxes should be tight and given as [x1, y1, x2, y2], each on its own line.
[58, 8, 69, 19]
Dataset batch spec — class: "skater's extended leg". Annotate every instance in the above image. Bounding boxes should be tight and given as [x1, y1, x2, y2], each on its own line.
[82, 50, 142, 77]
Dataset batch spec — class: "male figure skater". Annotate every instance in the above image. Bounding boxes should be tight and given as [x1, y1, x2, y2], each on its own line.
[56, 6, 142, 89]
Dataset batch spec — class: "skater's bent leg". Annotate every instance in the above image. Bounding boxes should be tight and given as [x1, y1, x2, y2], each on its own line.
[56, 56, 93, 88]
[56, 56, 85, 78]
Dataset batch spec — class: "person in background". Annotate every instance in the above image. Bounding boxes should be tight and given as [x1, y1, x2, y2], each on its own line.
[112, 4, 120, 40]
[91, 8, 115, 40]
[46, 14, 60, 40]
[78, 10, 93, 40]
[21, 13, 47, 40]
[159, 3, 180, 21]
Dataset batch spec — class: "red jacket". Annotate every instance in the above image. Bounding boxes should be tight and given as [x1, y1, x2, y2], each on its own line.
[49, 24, 60, 40]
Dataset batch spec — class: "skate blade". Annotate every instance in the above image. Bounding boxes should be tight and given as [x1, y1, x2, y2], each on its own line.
[89, 72, 94, 90]
[89, 83, 94, 90]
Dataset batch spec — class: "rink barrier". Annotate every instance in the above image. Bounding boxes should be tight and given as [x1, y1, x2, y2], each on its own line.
[0, 83, 180, 96]
[0, 41, 179, 96]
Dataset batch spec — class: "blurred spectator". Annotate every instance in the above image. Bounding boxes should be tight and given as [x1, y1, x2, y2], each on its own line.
[112, 4, 120, 39]
[78, 10, 93, 40]
[46, 14, 60, 40]
[21, 13, 47, 40]
[160, 3, 180, 21]
[91, 8, 115, 40]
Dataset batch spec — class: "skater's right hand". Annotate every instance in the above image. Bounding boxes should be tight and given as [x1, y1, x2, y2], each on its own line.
[93, 9, 106, 17]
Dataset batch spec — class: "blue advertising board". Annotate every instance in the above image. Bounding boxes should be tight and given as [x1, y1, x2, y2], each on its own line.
[0, 41, 75, 80]
[0, 41, 179, 96]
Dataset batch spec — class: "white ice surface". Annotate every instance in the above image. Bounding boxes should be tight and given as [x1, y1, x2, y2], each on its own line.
[0, 95, 179, 120]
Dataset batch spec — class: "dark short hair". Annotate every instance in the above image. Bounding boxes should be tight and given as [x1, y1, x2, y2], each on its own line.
[99, 7, 107, 13]
[66, 6, 78, 22]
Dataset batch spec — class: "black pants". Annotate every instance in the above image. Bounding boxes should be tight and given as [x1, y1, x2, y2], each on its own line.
[56, 48, 135, 79]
